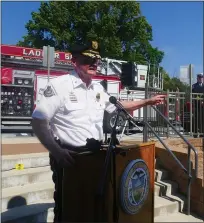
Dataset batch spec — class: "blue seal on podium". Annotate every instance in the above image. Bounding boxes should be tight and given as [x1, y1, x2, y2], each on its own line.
[120, 159, 150, 215]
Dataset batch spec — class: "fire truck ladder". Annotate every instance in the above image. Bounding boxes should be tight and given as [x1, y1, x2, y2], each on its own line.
[98, 58, 127, 76]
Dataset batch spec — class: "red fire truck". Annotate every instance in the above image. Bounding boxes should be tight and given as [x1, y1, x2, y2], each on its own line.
[1, 44, 155, 134]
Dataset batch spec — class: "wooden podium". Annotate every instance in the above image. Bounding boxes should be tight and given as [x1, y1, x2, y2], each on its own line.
[61, 141, 155, 223]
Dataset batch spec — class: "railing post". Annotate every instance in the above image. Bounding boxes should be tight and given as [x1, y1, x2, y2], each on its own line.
[143, 83, 148, 142]
[166, 90, 170, 138]
[189, 64, 193, 136]
[190, 93, 193, 136]
[203, 93, 204, 152]
[187, 146, 192, 215]
[175, 89, 180, 130]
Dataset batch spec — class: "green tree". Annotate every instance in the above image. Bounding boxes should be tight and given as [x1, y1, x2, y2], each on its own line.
[161, 67, 190, 92]
[170, 77, 190, 92]
[162, 70, 172, 91]
[18, 1, 164, 65]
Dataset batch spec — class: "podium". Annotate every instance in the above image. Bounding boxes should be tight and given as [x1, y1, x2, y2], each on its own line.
[61, 141, 155, 223]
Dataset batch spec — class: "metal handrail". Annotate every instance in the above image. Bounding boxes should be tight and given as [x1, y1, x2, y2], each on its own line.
[145, 121, 189, 174]
[143, 84, 198, 216]
[151, 105, 198, 178]
[143, 103, 198, 215]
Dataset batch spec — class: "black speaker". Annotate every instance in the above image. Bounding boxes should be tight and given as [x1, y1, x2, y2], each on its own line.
[121, 62, 136, 86]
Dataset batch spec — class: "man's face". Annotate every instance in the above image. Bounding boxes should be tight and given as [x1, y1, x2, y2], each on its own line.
[73, 55, 100, 77]
[197, 76, 203, 83]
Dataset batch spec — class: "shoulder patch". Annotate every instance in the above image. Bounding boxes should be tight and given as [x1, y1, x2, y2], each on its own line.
[43, 85, 55, 97]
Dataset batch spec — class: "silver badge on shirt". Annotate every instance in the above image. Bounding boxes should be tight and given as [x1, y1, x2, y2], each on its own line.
[96, 93, 100, 102]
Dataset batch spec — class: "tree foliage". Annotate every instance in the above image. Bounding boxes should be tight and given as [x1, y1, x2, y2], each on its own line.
[161, 68, 190, 92]
[18, 1, 164, 65]
[18, 1, 189, 92]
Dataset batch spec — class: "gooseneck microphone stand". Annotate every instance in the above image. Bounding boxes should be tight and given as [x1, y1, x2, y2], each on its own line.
[109, 96, 143, 131]
[95, 96, 141, 223]
[94, 98, 121, 222]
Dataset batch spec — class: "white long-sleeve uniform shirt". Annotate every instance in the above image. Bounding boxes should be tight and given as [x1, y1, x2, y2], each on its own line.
[32, 71, 116, 147]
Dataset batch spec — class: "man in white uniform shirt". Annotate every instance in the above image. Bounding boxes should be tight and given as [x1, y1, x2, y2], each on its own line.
[32, 41, 165, 167]
[32, 41, 165, 222]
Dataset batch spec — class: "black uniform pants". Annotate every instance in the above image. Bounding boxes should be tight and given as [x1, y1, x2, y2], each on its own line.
[49, 139, 102, 222]
[192, 95, 204, 136]
[49, 153, 63, 223]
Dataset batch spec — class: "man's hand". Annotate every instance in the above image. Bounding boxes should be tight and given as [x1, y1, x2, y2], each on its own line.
[32, 118, 77, 168]
[148, 94, 166, 106]
[53, 148, 77, 168]
[121, 94, 166, 111]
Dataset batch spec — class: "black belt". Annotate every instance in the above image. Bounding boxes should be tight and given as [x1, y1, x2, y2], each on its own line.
[65, 145, 94, 156]
[56, 138, 103, 156]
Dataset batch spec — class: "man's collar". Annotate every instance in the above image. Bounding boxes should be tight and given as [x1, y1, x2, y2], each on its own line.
[69, 70, 83, 88]
[69, 70, 95, 89]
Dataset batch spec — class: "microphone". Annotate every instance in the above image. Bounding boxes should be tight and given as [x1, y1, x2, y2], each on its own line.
[109, 96, 117, 105]
[109, 96, 127, 113]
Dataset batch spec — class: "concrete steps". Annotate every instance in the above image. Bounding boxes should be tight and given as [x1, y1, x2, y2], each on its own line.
[2, 153, 54, 223]
[2, 181, 54, 211]
[155, 211, 203, 222]
[154, 196, 179, 217]
[154, 166, 203, 222]
[2, 166, 52, 188]
[2, 154, 203, 222]
[2, 152, 50, 171]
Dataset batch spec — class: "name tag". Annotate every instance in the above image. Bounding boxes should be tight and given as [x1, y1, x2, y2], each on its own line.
[69, 92, 78, 103]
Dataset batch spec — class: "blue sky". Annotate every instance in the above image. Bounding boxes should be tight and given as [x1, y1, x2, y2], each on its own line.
[2, 1, 203, 81]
